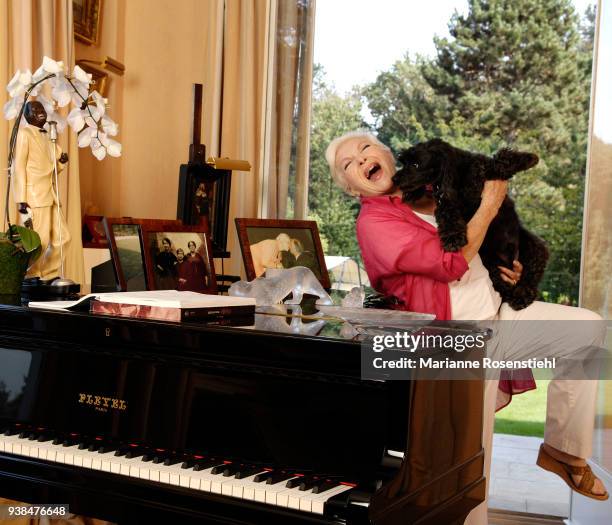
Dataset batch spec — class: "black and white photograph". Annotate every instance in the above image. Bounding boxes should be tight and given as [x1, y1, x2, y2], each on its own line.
[142, 228, 216, 294]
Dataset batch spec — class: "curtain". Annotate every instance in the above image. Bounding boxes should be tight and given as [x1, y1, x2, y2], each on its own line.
[260, 0, 316, 220]
[218, 0, 269, 277]
[0, 2, 9, 228]
[2, 0, 84, 284]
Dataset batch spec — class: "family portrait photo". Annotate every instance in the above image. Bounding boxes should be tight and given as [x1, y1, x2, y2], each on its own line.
[143, 229, 216, 293]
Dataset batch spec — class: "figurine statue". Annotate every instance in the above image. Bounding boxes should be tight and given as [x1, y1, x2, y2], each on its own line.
[254, 305, 328, 335]
[229, 266, 333, 306]
[12, 101, 70, 280]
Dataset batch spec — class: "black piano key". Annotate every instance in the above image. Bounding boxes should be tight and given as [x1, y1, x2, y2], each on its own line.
[298, 476, 321, 491]
[211, 462, 232, 475]
[163, 453, 188, 466]
[265, 470, 296, 485]
[126, 447, 147, 459]
[78, 440, 93, 450]
[285, 475, 307, 488]
[222, 464, 241, 477]
[252, 470, 274, 483]
[98, 441, 120, 454]
[192, 458, 224, 471]
[62, 434, 80, 447]
[114, 445, 132, 457]
[235, 466, 264, 479]
[312, 480, 340, 494]
[4, 423, 25, 436]
[148, 448, 171, 464]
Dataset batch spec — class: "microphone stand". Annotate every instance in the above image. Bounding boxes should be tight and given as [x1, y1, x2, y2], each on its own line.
[47, 121, 77, 290]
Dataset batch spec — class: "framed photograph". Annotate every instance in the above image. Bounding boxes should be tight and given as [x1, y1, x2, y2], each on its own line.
[141, 224, 217, 294]
[235, 218, 330, 289]
[176, 165, 232, 258]
[75, 60, 108, 97]
[73, 0, 101, 45]
[82, 214, 108, 248]
[103, 218, 182, 292]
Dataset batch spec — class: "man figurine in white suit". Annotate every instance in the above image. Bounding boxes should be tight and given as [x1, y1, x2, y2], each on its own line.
[12, 100, 70, 280]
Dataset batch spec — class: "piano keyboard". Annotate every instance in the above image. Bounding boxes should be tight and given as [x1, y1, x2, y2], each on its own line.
[0, 427, 355, 516]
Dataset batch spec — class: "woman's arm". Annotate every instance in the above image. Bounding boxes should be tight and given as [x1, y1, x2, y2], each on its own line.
[461, 180, 508, 263]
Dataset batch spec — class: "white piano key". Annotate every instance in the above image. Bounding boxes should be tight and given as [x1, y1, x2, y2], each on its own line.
[230, 473, 267, 499]
[312, 485, 354, 514]
[218, 471, 267, 498]
[263, 477, 302, 505]
[0, 434, 23, 454]
[61, 445, 81, 465]
[119, 456, 143, 476]
[304, 484, 354, 514]
[90, 449, 115, 470]
[148, 462, 185, 486]
[0, 432, 357, 517]
[186, 466, 220, 492]
[288, 488, 314, 510]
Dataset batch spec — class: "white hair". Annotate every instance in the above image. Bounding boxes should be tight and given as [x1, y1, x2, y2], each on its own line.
[325, 130, 391, 196]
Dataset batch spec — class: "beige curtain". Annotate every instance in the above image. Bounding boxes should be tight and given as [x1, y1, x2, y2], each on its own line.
[219, 0, 269, 276]
[0, 3, 9, 228]
[217, 0, 315, 275]
[260, 0, 315, 220]
[2, 0, 84, 284]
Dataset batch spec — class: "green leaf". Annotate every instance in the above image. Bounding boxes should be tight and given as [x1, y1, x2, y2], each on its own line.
[7, 225, 41, 254]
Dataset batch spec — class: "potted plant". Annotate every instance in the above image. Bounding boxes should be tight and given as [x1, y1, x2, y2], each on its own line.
[0, 224, 41, 294]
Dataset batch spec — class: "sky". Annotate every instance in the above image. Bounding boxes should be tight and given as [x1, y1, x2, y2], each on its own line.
[314, 0, 597, 95]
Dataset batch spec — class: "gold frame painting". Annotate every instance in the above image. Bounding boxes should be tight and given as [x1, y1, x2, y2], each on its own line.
[75, 60, 108, 96]
[73, 0, 101, 45]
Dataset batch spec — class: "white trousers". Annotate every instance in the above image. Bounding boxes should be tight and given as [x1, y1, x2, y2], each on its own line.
[464, 301, 605, 525]
[23, 204, 71, 280]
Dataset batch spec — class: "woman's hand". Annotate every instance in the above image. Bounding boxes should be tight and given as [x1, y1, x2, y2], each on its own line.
[498, 260, 523, 286]
[480, 180, 508, 217]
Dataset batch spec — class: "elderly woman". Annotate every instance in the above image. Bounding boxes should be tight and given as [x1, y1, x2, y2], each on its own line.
[325, 131, 607, 522]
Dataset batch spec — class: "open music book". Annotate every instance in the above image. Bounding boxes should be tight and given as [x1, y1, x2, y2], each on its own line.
[28, 290, 256, 319]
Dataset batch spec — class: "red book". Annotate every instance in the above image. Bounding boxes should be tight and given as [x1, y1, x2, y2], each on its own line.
[29, 290, 256, 323]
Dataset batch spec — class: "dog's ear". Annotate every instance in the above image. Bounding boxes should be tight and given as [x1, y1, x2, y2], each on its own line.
[493, 148, 539, 178]
[437, 145, 460, 200]
[398, 147, 418, 167]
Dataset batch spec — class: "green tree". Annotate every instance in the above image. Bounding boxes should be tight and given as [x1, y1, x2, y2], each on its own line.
[363, 0, 595, 303]
[307, 65, 366, 260]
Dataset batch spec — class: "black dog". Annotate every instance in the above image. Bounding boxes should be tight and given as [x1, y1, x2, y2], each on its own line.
[393, 138, 548, 310]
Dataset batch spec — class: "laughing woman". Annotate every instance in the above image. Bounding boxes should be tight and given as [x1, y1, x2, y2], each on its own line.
[325, 130, 607, 524]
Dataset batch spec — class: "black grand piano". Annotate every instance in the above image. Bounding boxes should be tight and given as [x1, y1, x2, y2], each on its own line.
[0, 300, 485, 524]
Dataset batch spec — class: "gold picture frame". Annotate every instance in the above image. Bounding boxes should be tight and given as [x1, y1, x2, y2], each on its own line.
[75, 60, 108, 96]
[73, 0, 102, 45]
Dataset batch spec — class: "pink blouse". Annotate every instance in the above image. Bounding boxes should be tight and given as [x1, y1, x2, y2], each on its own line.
[356, 194, 535, 410]
[356, 195, 468, 319]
